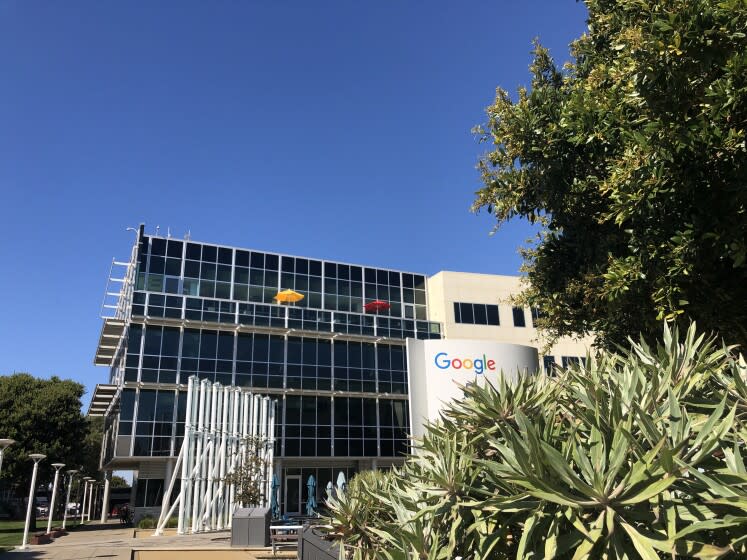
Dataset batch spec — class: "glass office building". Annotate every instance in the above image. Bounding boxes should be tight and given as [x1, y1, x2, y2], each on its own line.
[92, 226, 442, 516]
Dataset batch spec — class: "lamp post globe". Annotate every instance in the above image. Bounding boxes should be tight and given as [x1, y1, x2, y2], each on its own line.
[20, 453, 46, 550]
[46, 463, 65, 534]
[62, 469, 78, 530]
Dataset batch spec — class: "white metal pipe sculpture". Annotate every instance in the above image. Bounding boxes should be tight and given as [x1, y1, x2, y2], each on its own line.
[154, 376, 276, 536]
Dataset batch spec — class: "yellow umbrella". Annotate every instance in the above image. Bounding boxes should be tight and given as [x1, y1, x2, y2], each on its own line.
[274, 289, 304, 304]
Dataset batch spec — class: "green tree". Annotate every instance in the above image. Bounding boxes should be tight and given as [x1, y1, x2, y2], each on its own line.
[0, 373, 101, 522]
[473, 0, 747, 349]
[110, 476, 130, 489]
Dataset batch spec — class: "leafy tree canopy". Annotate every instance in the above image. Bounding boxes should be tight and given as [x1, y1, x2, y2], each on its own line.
[0, 373, 102, 495]
[473, 0, 747, 348]
[110, 475, 131, 489]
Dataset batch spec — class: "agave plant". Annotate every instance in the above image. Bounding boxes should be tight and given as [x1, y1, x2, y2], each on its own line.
[323, 323, 747, 559]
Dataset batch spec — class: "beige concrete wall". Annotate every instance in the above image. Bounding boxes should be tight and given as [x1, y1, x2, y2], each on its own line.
[427, 271, 593, 369]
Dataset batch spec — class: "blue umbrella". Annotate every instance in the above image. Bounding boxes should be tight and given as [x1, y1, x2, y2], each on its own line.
[270, 474, 280, 519]
[305, 475, 317, 516]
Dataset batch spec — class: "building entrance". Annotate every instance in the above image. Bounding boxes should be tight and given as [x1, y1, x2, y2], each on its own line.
[284, 475, 302, 515]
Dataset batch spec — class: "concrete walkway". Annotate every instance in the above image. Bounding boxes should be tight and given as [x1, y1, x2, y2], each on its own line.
[0, 521, 294, 560]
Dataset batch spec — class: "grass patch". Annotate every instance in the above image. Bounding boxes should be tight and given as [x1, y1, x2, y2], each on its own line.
[0, 520, 26, 550]
[0, 518, 82, 550]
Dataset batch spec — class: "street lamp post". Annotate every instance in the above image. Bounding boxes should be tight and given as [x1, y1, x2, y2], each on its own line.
[81, 478, 91, 523]
[87, 479, 95, 521]
[0, 438, 15, 479]
[62, 469, 78, 529]
[46, 463, 65, 534]
[20, 453, 46, 550]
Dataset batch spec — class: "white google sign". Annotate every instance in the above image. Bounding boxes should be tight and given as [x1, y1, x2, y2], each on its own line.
[405, 339, 539, 440]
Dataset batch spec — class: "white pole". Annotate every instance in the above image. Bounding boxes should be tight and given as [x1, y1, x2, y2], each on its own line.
[205, 384, 219, 530]
[20, 453, 46, 550]
[62, 470, 77, 530]
[80, 480, 89, 524]
[178, 376, 195, 535]
[191, 379, 208, 532]
[87, 481, 95, 521]
[227, 387, 240, 526]
[46, 463, 65, 534]
[100, 472, 111, 523]
[260, 397, 270, 505]
[216, 387, 230, 530]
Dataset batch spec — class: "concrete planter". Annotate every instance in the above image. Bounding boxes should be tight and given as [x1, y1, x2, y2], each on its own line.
[29, 533, 52, 545]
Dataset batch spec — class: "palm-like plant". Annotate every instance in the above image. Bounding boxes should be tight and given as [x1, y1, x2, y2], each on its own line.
[323, 323, 747, 559]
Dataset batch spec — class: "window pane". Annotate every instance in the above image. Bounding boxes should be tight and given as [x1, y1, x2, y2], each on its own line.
[486, 305, 500, 326]
[473, 304, 487, 325]
[460, 303, 473, 324]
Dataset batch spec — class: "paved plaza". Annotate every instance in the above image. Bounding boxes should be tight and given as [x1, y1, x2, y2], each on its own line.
[0, 521, 295, 560]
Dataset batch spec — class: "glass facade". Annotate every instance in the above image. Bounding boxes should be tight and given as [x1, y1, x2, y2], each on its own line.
[101, 233, 437, 470]
[133, 236, 433, 325]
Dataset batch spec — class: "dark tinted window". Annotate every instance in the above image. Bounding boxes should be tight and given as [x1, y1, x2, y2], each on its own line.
[454, 302, 499, 326]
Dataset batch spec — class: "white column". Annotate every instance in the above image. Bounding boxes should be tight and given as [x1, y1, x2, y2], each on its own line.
[191, 379, 208, 532]
[21, 454, 46, 550]
[205, 384, 219, 530]
[46, 463, 65, 533]
[216, 387, 230, 529]
[178, 376, 195, 535]
[88, 483, 96, 521]
[80, 480, 89, 523]
[62, 470, 78, 530]
[100, 472, 111, 523]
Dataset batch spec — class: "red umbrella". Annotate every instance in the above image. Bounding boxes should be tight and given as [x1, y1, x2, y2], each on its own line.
[364, 300, 391, 313]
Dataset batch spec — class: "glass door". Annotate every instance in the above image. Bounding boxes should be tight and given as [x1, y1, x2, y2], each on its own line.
[284, 475, 302, 515]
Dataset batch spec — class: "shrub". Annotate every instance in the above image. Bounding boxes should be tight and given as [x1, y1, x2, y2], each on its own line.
[323, 324, 747, 559]
[137, 515, 156, 529]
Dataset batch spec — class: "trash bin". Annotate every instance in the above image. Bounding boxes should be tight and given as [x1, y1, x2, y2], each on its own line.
[231, 506, 271, 547]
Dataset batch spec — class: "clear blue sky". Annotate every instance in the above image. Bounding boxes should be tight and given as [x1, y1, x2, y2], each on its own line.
[0, 1, 588, 409]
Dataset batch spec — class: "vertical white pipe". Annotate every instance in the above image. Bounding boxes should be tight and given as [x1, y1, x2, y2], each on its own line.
[47, 467, 62, 534]
[100, 472, 111, 523]
[258, 397, 267, 506]
[178, 376, 195, 535]
[86, 480, 94, 522]
[266, 399, 276, 508]
[62, 474, 74, 530]
[21, 460, 42, 550]
[205, 384, 219, 531]
[228, 387, 240, 525]
[191, 379, 208, 532]
[216, 387, 230, 530]
[80, 482, 88, 523]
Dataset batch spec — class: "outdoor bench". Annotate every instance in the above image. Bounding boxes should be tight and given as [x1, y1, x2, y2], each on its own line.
[270, 524, 303, 554]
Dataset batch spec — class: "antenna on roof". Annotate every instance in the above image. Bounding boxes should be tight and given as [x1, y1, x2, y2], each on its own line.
[184, 229, 191, 241]
[156, 225, 160, 236]
[167, 227, 172, 239]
